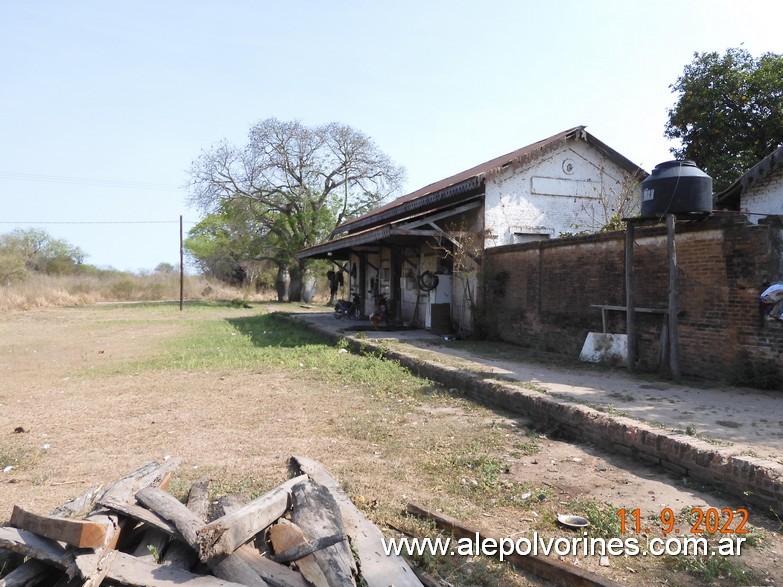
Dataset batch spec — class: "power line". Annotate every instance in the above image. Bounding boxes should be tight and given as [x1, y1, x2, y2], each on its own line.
[0, 220, 198, 225]
[0, 171, 184, 192]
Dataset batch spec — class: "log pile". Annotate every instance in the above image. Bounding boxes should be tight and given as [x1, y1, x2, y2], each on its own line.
[0, 456, 423, 587]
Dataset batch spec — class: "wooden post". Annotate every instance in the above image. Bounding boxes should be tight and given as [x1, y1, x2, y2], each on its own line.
[625, 221, 635, 372]
[179, 215, 184, 311]
[667, 214, 681, 380]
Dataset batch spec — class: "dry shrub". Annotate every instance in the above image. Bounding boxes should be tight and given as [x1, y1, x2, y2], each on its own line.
[0, 273, 226, 312]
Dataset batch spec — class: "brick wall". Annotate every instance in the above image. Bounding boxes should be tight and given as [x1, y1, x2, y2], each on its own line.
[482, 214, 783, 383]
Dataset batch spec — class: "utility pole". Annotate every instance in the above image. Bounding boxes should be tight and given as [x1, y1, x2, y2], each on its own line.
[179, 215, 184, 311]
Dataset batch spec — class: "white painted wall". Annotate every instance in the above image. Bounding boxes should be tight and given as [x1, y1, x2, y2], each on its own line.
[741, 168, 783, 222]
[484, 140, 637, 247]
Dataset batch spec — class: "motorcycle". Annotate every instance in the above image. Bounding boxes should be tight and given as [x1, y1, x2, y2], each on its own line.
[334, 293, 362, 320]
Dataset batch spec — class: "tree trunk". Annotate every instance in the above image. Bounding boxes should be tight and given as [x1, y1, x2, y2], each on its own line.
[288, 270, 302, 302]
[275, 265, 290, 302]
[301, 269, 317, 304]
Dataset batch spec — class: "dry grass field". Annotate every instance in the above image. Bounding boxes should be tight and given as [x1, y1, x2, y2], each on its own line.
[1, 301, 781, 586]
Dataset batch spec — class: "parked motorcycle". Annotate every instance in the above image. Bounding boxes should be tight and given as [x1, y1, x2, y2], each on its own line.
[334, 293, 362, 320]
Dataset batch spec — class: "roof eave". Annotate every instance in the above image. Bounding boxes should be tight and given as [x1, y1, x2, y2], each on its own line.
[331, 175, 482, 237]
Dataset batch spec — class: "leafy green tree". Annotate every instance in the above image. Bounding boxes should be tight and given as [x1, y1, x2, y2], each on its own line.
[0, 228, 86, 279]
[184, 203, 274, 287]
[187, 118, 404, 299]
[665, 47, 783, 191]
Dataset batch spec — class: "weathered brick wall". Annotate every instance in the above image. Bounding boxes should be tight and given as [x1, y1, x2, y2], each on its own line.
[482, 214, 783, 383]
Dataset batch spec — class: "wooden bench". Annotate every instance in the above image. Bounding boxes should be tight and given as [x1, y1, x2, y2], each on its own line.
[590, 305, 668, 334]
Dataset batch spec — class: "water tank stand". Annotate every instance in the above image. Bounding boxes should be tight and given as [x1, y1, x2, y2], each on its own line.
[623, 214, 682, 380]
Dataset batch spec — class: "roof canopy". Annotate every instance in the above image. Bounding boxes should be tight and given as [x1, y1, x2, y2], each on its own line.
[297, 126, 646, 260]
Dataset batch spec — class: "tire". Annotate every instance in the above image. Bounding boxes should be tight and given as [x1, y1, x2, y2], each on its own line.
[334, 310, 344, 319]
[418, 271, 439, 292]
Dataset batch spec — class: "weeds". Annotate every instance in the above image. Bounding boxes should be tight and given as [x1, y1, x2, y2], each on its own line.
[665, 552, 759, 585]
[566, 498, 624, 539]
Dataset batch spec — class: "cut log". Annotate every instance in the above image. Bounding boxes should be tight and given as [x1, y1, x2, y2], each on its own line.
[196, 475, 307, 562]
[98, 459, 182, 506]
[0, 527, 72, 569]
[100, 498, 179, 536]
[289, 480, 356, 587]
[135, 487, 269, 587]
[218, 494, 310, 587]
[74, 550, 246, 587]
[271, 532, 344, 564]
[406, 503, 625, 587]
[268, 520, 328, 587]
[0, 559, 56, 587]
[292, 455, 423, 587]
[9, 506, 108, 549]
[213, 494, 250, 520]
[77, 549, 116, 587]
[186, 477, 211, 522]
[69, 509, 125, 585]
[97, 458, 183, 537]
[233, 548, 311, 587]
[161, 477, 210, 571]
[49, 486, 103, 519]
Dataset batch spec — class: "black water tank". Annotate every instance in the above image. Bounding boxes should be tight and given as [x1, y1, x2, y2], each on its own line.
[640, 160, 712, 217]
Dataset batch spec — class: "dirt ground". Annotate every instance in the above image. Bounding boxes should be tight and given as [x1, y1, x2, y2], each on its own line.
[1, 303, 781, 586]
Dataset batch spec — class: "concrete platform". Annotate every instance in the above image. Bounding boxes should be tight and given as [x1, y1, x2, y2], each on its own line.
[285, 310, 783, 514]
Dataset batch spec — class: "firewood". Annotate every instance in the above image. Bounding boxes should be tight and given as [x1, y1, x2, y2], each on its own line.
[98, 459, 182, 505]
[161, 477, 210, 570]
[0, 528, 72, 569]
[196, 475, 307, 562]
[268, 520, 329, 587]
[212, 494, 250, 520]
[49, 486, 103, 520]
[292, 455, 423, 587]
[232, 548, 310, 587]
[0, 558, 56, 587]
[97, 458, 183, 538]
[186, 477, 211, 522]
[69, 509, 126, 586]
[289, 480, 356, 586]
[9, 506, 108, 549]
[76, 549, 116, 587]
[74, 550, 246, 586]
[135, 487, 269, 587]
[218, 497, 310, 587]
[270, 532, 344, 564]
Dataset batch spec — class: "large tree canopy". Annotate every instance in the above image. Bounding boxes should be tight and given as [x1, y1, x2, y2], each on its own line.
[665, 47, 783, 192]
[187, 118, 405, 291]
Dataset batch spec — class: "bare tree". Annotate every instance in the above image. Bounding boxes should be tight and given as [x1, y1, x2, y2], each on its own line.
[563, 167, 643, 236]
[188, 118, 405, 299]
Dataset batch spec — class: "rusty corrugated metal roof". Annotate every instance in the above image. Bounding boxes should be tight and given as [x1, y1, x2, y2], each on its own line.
[332, 126, 645, 237]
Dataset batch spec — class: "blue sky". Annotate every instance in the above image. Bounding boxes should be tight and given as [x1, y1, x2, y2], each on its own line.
[2, 0, 782, 271]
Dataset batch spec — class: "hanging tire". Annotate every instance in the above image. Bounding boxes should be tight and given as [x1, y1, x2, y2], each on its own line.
[418, 271, 439, 292]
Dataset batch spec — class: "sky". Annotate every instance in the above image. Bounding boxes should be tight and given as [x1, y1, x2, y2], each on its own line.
[2, 0, 782, 272]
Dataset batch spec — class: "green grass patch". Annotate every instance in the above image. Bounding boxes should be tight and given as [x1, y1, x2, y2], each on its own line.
[88, 310, 428, 395]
